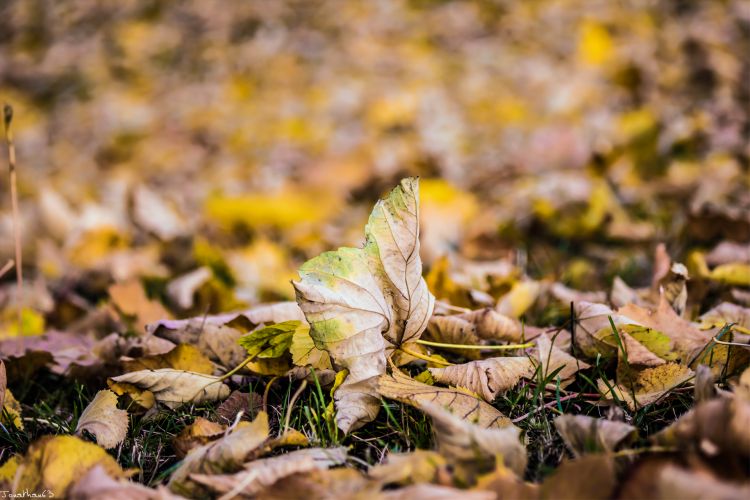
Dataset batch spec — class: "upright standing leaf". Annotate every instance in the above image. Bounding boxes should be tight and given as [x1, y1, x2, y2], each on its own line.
[294, 178, 435, 433]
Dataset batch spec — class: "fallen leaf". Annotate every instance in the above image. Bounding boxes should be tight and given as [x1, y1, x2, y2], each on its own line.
[75, 390, 129, 449]
[122, 343, 215, 375]
[166, 267, 213, 310]
[293, 178, 435, 432]
[377, 368, 512, 428]
[190, 447, 349, 497]
[598, 362, 694, 410]
[238, 320, 300, 359]
[368, 450, 447, 486]
[382, 484, 495, 500]
[254, 468, 377, 500]
[289, 324, 332, 370]
[215, 390, 263, 425]
[173, 417, 226, 458]
[421, 401, 527, 483]
[554, 414, 637, 456]
[540, 454, 616, 500]
[496, 280, 541, 318]
[652, 395, 750, 460]
[69, 465, 181, 500]
[618, 297, 713, 364]
[110, 369, 230, 409]
[535, 333, 590, 387]
[699, 302, 750, 330]
[109, 280, 171, 333]
[2, 388, 23, 430]
[428, 356, 536, 401]
[131, 185, 188, 241]
[14, 435, 126, 497]
[168, 411, 270, 495]
[655, 463, 750, 500]
[475, 463, 539, 499]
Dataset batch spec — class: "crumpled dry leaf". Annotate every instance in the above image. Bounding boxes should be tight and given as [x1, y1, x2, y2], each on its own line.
[425, 308, 522, 360]
[122, 343, 215, 375]
[109, 369, 230, 409]
[190, 447, 349, 498]
[75, 390, 129, 449]
[69, 465, 180, 500]
[173, 417, 226, 459]
[293, 178, 435, 433]
[598, 362, 694, 411]
[377, 368, 512, 428]
[421, 401, 526, 483]
[168, 411, 270, 495]
[13, 435, 126, 497]
[368, 450, 447, 487]
[699, 302, 750, 330]
[554, 414, 637, 457]
[428, 356, 536, 401]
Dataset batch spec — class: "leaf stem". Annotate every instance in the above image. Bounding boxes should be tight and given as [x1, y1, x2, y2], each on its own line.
[399, 346, 452, 366]
[217, 354, 257, 382]
[415, 339, 534, 350]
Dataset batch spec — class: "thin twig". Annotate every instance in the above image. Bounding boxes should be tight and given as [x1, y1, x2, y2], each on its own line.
[0, 259, 13, 279]
[4, 104, 22, 337]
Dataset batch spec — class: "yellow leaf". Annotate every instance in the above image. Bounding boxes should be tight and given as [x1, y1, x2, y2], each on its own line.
[578, 20, 614, 66]
[122, 344, 215, 375]
[15, 435, 125, 497]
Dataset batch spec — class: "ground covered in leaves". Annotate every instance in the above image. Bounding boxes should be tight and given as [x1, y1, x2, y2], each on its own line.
[1, 0, 749, 499]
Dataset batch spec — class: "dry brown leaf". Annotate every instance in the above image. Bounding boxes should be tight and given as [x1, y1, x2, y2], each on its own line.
[424, 315, 484, 360]
[428, 356, 536, 401]
[368, 450, 447, 486]
[652, 395, 750, 460]
[168, 411, 270, 495]
[166, 267, 212, 310]
[75, 390, 129, 449]
[554, 414, 637, 457]
[121, 343, 215, 375]
[475, 463, 539, 499]
[109, 280, 171, 333]
[215, 390, 263, 425]
[110, 369, 230, 409]
[421, 401, 526, 483]
[190, 447, 349, 498]
[382, 484, 495, 500]
[655, 464, 750, 500]
[69, 465, 180, 500]
[13, 435, 126, 497]
[254, 468, 377, 500]
[699, 302, 750, 330]
[173, 417, 226, 459]
[540, 454, 616, 500]
[619, 331, 667, 368]
[377, 369, 512, 428]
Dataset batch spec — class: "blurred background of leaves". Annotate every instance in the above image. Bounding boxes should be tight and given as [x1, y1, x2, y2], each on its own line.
[0, 0, 748, 314]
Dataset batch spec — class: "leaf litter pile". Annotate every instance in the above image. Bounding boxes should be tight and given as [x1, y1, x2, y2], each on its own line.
[1, 1, 750, 499]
